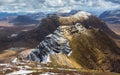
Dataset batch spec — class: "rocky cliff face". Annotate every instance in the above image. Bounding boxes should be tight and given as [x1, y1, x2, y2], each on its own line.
[26, 11, 120, 73]
[27, 25, 71, 62]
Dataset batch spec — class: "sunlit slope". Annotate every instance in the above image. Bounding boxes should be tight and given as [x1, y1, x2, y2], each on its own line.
[46, 24, 120, 73]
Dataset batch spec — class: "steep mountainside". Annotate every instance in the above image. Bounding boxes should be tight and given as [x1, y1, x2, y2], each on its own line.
[25, 11, 120, 73]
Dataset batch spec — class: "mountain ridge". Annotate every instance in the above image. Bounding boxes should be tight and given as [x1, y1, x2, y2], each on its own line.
[25, 11, 120, 73]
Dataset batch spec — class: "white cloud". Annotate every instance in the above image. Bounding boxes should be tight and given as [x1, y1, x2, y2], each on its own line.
[0, 0, 119, 15]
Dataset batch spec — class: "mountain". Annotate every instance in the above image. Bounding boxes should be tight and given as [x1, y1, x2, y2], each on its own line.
[0, 11, 120, 74]
[57, 10, 81, 17]
[9, 15, 39, 25]
[0, 12, 47, 26]
[26, 12, 46, 20]
[99, 9, 120, 35]
[25, 11, 120, 73]
[0, 12, 19, 19]
[105, 0, 120, 4]
[99, 10, 120, 24]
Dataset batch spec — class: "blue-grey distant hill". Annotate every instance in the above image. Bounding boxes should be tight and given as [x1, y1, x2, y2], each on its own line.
[105, 0, 120, 4]
[99, 9, 120, 24]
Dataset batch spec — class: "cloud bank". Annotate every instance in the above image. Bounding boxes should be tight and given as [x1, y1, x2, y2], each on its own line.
[0, 0, 119, 15]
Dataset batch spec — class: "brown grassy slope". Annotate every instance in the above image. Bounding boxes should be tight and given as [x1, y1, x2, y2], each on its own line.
[45, 24, 120, 73]
[59, 15, 120, 39]
[68, 29, 120, 71]
[47, 14, 120, 72]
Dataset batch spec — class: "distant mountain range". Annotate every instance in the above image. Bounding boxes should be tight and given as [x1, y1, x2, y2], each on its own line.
[99, 9, 120, 24]
[0, 12, 19, 19]
[27, 12, 46, 20]
[0, 12, 46, 20]
[0, 12, 47, 26]
[9, 15, 39, 25]
[105, 0, 120, 4]
[99, 9, 120, 35]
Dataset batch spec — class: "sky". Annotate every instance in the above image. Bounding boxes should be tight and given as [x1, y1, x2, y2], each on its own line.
[0, 0, 119, 15]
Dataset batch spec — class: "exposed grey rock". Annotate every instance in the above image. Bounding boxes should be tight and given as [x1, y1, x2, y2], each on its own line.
[27, 26, 72, 63]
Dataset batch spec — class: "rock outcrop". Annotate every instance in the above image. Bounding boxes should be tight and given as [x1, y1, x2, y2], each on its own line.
[27, 26, 71, 62]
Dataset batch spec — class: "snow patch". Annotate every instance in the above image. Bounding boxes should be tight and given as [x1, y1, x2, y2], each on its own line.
[10, 34, 18, 37]
[6, 70, 34, 75]
[68, 51, 72, 56]
[8, 34, 18, 38]
[12, 58, 18, 63]
[39, 72, 58, 75]
[0, 64, 9, 66]
[17, 66, 31, 69]
[0, 64, 12, 68]
[58, 37, 67, 44]
[41, 54, 51, 63]
[3, 68, 12, 71]
[58, 68, 77, 71]
[73, 11, 91, 19]
[36, 67, 53, 70]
